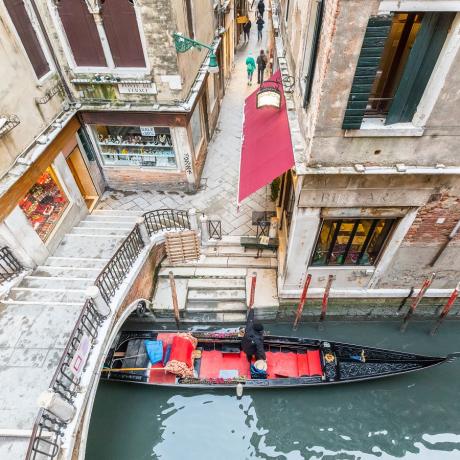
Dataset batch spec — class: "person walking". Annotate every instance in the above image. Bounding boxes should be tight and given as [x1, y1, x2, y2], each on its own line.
[243, 19, 252, 43]
[256, 15, 264, 42]
[257, 0, 265, 18]
[246, 52, 256, 85]
[256, 49, 267, 84]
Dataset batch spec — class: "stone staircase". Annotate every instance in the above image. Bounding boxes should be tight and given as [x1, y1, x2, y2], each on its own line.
[151, 236, 279, 323]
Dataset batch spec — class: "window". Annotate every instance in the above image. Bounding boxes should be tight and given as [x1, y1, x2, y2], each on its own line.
[311, 218, 396, 266]
[5, 0, 50, 79]
[94, 125, 177, 169]
[190, 104, 203, 153]
[343, 12, 455, 129]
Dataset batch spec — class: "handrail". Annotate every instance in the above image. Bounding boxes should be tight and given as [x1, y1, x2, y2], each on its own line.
[26, 208, 191, 459]
[0, 246, 24, 284]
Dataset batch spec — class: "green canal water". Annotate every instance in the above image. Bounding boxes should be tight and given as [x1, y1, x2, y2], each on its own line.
[86, 320, 460, 460]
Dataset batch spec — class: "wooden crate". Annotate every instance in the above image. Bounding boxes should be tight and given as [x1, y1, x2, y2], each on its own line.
[165, 230, 200, 265]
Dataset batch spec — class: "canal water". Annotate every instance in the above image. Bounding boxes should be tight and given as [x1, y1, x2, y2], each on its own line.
[86, 320, 460, 460]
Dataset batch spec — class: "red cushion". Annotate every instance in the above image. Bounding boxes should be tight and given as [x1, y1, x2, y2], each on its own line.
[297, 353, 310, 376]
[307, 350, 322, 376]
[169, 336, 195, 368]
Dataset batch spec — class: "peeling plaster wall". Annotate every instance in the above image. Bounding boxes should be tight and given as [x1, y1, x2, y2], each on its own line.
[0, 2, 63, 177]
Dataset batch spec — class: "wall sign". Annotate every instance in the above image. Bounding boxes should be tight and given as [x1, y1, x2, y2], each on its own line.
[140, 126, 156, 136]
[69, 334, 91, 379]
[118, 83, 157, 94]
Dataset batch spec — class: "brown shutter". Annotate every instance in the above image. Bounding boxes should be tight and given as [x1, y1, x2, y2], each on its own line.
[4, 0, 50, 78]
[57, 0, 106, 67]
[101, 0, 146, 67]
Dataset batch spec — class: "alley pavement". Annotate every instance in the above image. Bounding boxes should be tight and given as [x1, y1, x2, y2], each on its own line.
[97, 15, 275, 236]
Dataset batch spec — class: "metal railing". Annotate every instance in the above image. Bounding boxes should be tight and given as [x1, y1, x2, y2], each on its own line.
[207, 220, 222, 239]
[95, 225, 145, 304]
[0, 246, 23, 283]
[144, 209, 190, 236]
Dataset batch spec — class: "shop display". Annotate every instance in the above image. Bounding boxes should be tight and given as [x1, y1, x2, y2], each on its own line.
[19, 169, 69, 242]
[94, 125, 177, 168]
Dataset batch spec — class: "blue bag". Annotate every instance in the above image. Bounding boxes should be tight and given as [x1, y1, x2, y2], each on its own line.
[145, 340, 163, 365]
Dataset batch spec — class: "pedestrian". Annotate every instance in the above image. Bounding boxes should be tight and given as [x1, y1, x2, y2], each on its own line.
[256, 14, 264, 42]
[257, 0, 265, 17]
[256, 49, 267, 84]
[246, 51, 256, 85]
[241, 307, 266, 363]
[243, 19, 252, 43]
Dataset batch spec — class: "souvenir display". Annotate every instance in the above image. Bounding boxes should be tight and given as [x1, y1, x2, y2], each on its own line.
[19, 170, 69, 241]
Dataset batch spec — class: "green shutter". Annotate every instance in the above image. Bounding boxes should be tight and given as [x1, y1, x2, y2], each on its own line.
[342, 15, 393, 130]
[386, 13, 455, 125]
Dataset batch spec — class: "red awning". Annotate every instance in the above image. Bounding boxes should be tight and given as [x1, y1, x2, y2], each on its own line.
[238, 70, 294, 204]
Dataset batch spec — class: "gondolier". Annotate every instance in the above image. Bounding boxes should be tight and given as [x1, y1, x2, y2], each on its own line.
[241, 308, 266, 363]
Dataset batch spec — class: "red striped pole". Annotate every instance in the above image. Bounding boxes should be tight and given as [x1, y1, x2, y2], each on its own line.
[293, 274, 312, 330]
[400, 272, 435, 332]
[249, 271, 257, 309]
[430, 282, 460, 336]
[318, 275, 334, 329]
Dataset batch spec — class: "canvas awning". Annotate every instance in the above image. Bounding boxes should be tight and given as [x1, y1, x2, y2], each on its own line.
[238, 70, 295, 204]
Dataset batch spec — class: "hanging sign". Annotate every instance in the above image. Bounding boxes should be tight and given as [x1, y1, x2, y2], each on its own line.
[237, 15, 249, 24]
[118, 82, 157, 94]
[69, 334, 91, 379]
[140, 126, 156, 136]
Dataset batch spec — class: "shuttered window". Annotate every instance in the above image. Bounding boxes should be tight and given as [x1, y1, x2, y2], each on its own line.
[342, 15, 393, 130]
[101, 0, 146, 68]
[57, 0, 107, 67]
[4, 0, 50, 79]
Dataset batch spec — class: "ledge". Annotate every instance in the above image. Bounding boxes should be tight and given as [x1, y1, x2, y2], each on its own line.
[345, 119, 424, 138]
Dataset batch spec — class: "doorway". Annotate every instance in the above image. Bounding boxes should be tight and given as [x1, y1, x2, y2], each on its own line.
[66, 147, 99, 210]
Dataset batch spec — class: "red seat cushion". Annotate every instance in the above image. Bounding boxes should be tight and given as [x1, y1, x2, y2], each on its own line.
[169, 335, 195, 368]
[266, 352, 298, 378]
[307, 350, 322, 376]
[297, 353, 310, 376]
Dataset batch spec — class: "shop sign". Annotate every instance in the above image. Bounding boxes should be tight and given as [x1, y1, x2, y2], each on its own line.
[140, 126, 156, 136]
[118, 82, 157, 94]
[69, 334, 91, 379]
[236, 15, 249, 24]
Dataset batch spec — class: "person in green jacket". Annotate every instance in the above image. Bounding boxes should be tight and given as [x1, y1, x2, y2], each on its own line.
[246, 52, 256, 86]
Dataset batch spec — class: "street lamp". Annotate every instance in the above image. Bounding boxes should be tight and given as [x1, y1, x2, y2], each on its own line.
[256, 80, 282, 109]
[173, 33, 219, 74]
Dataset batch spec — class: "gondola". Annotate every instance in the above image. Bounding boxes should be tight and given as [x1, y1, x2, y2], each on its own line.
[100, 329, 451, 389]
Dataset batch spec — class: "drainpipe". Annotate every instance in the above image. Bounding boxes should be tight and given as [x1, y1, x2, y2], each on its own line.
[429, 219, 460, 267]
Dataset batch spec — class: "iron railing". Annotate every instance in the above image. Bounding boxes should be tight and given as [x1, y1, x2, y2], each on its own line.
[143, 209, 190, 236]
[0, 246, 23, 283]
[207, 220, 222, 239]
[95, 225, 145, 304]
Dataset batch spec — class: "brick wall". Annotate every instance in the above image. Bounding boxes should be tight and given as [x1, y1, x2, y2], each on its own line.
[403, 193, 460, 246]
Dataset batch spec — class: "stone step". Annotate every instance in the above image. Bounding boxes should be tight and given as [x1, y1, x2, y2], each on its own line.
[78, 220, 134, 230]
[44, 257, 109, 269]
[187, 278, 246, 289]
[70, 227, 130, 236]
[53, 236, 123, 258]
[34, 266, 100, 279]
[85, 214, 140, 223]
[183, 312, 247, 323]
[158, 267, 247, 279]
[162, 255, 276, 269]
[188, 288, 246, 302]
[92, 209, 143, 217]
[185, 301, 247, 312]
[21, 276, 93, 289]
[202, 245, 274, 258]
[7, 287, 86, 304]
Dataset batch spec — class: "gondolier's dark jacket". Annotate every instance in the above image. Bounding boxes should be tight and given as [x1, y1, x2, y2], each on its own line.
[242, 309, 266, 360]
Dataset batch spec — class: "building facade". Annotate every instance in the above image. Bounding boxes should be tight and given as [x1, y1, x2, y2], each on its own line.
[273, 0, 460, 299]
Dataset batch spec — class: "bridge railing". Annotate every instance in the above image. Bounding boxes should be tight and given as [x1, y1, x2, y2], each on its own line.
[0, 246, 24, 284]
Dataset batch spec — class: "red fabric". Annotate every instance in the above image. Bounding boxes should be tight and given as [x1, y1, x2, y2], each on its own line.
[307, 350, 322, 376]
[297, 353, 310, 376]
[148, 363, 176, 384]
[266, 352, 298, 378]
[199, 351, 251, 378]
[238, 70, 295, 203]
[169, 336, 194, 368]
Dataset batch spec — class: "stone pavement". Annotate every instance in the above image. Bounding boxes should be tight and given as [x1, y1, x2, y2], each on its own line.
[97, 15, 275, 236]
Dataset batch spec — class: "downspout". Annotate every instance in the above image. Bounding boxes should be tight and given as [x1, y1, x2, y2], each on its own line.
[429, 219, 460, 267]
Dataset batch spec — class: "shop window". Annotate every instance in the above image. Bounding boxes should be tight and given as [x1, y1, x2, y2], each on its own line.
[311, 218, 396, 266]
[57, 0, 107, 67]
[190, 104, 203, 154]
[4, 0, 50, 79]
[343, 12, 455, 129]
[94, 125, 177, 169]
[100, 0, 146, 68]
[19, 168, 69, 242]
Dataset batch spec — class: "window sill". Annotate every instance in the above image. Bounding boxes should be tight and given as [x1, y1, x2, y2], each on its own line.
[345, 118, 424, 138]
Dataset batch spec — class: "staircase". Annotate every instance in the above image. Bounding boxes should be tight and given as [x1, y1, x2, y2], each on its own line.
[152, 236, 279, 323]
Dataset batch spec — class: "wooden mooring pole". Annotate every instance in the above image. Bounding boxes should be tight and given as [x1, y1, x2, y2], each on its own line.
[293, 274, 312, 330]
[169, 271, 181, 328]
[430, 282, 460, 336]
[397, 287, 414, 312]
[400, 273, 435, 332]
[318, 275, 334, 330]
[249, 271, 257, 309]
